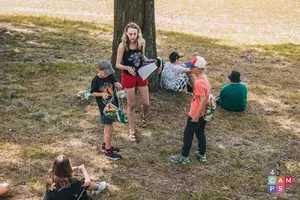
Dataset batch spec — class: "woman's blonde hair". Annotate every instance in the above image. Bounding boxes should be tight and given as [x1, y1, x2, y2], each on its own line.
[121, 22, 144, 52]
[47, 155, 73, 191]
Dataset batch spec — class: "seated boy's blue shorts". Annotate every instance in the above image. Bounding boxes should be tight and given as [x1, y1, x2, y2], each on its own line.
[100, 114, 113, 125]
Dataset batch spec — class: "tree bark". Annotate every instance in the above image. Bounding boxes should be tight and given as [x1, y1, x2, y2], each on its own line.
[112, 0, 159, 91]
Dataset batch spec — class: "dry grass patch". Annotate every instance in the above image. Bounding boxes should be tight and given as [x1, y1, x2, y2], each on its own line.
[0, 16, 299, 200]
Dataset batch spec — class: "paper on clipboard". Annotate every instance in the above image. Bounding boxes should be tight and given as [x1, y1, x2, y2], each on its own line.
[138, 62, 157, 80]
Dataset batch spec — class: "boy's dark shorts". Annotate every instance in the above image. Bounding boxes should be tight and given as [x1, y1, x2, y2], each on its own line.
[100, 114, 113, 125]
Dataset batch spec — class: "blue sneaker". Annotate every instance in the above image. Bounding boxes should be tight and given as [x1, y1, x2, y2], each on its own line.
[103, 149, 122, 161]
[170, 154, 189, 164]
[198, 154, 207, 162]
[101, 146, 120, 153]
[101, 143, 120, 153]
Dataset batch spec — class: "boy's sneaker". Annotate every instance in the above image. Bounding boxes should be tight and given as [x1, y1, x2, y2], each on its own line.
[198, 154, 207, 162]
[103, 149, 122, 160]
[92, 181, 106, 195]
[101, 144, 120, 153]
[169, 154, 189, 164]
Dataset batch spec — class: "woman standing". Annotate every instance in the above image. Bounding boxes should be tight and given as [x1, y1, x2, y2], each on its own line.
[116, 22, 151, 142]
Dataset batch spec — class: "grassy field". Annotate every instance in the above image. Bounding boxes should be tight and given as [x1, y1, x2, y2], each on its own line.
[1, 0, 300, 44]
[0, 15, 300, 200]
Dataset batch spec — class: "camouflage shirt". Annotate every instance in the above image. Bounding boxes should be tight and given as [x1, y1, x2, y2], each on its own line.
[160, 62, 190, 91]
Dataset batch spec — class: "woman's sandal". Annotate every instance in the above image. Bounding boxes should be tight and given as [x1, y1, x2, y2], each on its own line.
[128, 133, 137, 142]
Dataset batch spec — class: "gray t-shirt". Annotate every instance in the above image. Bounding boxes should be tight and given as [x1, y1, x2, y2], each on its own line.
[160, 62, 190, 91]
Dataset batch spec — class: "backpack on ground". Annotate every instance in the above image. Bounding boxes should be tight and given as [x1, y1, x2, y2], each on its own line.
[77, 89, 92, 100]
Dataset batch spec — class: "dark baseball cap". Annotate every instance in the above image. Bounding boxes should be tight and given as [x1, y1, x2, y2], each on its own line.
[98, 59, 115, 75]
[169, 51, 183, 62]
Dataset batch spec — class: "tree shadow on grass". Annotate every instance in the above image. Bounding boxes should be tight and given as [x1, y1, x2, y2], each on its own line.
[0, 15, 300, 199]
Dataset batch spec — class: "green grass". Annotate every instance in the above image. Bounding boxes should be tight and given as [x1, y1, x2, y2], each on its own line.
[0, 15, 113, 32]
[0, 15, 300, 200]
[253, 43, 300, 62]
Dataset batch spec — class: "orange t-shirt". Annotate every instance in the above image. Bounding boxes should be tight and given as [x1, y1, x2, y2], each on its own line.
[188, 74, 210, 118]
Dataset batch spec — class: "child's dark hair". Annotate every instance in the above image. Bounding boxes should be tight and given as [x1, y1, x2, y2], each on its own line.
[47, 155, 73, 191]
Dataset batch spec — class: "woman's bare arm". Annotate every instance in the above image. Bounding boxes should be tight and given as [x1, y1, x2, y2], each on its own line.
[116, 43, 136, 76]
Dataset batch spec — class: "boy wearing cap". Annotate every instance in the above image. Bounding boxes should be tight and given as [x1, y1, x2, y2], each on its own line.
[217, 70, 248, 111]
[160, 52, 192, 92]
[170, 56, 210, 164]
[91, 59, 123, 160]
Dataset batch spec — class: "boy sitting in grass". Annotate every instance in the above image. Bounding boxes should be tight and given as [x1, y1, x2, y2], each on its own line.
[160, 51, 192, 92]
[91, 59, 123, 160]
[170, 56, 210, 164]
[216, 70, 248, 112]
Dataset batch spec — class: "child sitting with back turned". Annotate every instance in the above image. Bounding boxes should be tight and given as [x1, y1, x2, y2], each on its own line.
[44, 155, 106, 200]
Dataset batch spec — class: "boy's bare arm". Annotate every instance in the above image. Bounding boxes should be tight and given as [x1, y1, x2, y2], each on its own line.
[91, 92, 105, 97]
[180, 63, 188, 68]
[114, 82, 123, 90]
[191, 95, 206, 122]
[91, 92, 110, 100]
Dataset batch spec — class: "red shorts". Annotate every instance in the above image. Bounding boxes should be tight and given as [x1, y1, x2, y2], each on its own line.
[122, 72, 148, 88]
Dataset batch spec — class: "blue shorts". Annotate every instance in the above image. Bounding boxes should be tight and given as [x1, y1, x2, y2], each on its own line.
[100, 114, 113, 125]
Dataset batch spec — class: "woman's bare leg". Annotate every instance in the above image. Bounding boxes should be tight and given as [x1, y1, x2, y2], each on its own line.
[125, 87, 136, 134]
[137, 86, 150, 118]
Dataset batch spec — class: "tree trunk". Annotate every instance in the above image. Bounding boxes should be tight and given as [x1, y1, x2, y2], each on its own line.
[112, 0, 159, 91]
